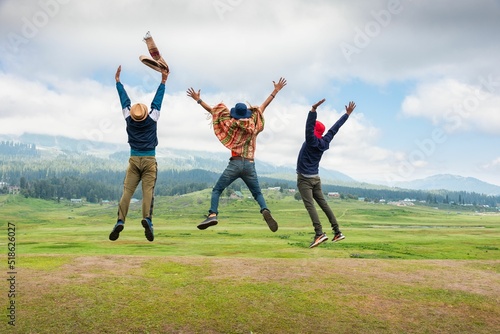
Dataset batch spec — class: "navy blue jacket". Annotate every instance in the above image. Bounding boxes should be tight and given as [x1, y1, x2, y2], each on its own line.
[296, 111, 349, 176]
[116, 82, 165, 155]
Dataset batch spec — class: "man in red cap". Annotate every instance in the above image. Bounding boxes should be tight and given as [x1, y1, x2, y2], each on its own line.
[296, 99, 356, 248]
[109, 65, 169, 242]
[187, 77, 287, 232]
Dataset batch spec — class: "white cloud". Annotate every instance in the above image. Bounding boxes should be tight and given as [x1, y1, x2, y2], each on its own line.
[0, 72, 125, 141]
[2, 0, 499, 91]
[1, 0, 500, 185]
[401, 78, 500, 134]
[483, 157, 500, 170]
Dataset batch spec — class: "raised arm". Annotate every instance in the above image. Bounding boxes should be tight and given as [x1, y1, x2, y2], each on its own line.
[187, 87, 213, 113]
[151, 69, 169, 111]
[321, 101, 356, 143]
[304, 99, 325, 144]
[260, 77, 287, 113]
[115, 65, 130, 109]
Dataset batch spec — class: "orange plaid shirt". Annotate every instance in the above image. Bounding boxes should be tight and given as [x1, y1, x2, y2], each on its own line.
[210, 103, 264, 159]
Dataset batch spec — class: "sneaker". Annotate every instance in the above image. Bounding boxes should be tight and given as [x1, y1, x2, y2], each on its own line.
[309, 233, 328, 248]
[332, 232, 345, 243]
[109, 220, 124, 241]
[262, 209, 278, 232]
[197, 214, 218, 230]
[141, 218, 154, 242]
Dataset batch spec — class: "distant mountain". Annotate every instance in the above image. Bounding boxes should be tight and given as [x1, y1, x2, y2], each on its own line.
[3, 133, 500, 195]
[7, 133, 360, 186]
[153, 148, 356, 185]
[18, 133, 127, 158]
[393, 174, 500, 196]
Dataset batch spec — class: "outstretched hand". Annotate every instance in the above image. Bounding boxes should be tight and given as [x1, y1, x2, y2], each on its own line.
[161, 68, 169, 84]
[311, 99, 326, 112]
[186, 87, 201, 101]
[273, 77, 287, 92]
[345, 101, 356, 115]
[115, 65, 121, 83]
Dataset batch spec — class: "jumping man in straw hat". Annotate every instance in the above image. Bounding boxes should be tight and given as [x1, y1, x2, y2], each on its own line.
[187, 77, 287, 232]
[109, 65, 169, 242]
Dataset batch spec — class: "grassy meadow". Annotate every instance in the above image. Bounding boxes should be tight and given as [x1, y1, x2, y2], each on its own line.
[1, 191, 499, 333]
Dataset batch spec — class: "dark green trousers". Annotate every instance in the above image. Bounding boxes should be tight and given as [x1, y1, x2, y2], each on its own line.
[297, 173, 340, 235]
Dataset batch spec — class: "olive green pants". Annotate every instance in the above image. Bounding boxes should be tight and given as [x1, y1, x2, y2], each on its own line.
[297, 173, 340, 235]
[117, 156, 157, 222]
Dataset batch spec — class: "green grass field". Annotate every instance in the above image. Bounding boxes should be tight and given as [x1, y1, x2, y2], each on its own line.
[1, 191, 499, 333]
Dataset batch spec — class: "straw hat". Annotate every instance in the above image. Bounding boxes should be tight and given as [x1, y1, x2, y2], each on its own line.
[139, 55, 169, 73]
[130, 103, 148, 122]
[140, 32, 169, 73]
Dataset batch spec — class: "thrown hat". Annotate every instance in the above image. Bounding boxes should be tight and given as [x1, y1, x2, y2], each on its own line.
[314, 121, 325, 139]
[139, 55, 169, 73]
[130, 103, 148, 122]
[230, 102, 252, 119]
[139, 32, 170, 73]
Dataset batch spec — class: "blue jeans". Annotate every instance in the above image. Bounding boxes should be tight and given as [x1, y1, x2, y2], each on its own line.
[209, 158, 267, 214]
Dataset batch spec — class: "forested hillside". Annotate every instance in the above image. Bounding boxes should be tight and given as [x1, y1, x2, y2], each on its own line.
[0, 154, 219, 202]
[0, 141, 39, 157]
[0, 148, 498, 208]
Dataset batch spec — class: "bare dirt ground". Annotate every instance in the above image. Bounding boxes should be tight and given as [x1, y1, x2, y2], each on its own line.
[18, 255, 500, 333]
[21, 255, 500, 299]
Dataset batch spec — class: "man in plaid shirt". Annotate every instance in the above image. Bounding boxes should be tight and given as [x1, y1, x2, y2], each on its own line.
[187, 77, 287, 232]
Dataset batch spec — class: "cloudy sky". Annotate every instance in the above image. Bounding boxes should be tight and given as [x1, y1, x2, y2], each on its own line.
[1, 0, 500, 186]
